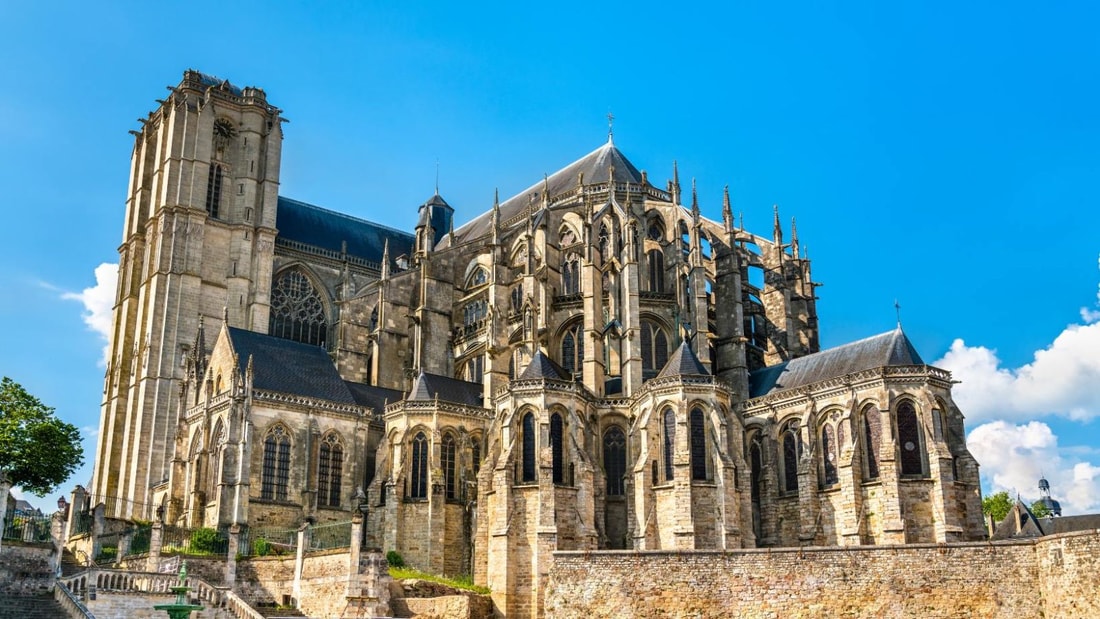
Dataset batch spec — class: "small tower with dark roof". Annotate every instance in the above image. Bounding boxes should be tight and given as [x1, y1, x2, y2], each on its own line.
[1037, 477, 1062, 517]
[415, 192, 454, 255]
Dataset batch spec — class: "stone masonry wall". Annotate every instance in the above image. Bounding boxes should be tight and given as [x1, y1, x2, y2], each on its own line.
[0, 543, 55, 595]
[1035, 530, 1100, 618]
[546, 540, 1059, 618]
[298, 550, 353, 619]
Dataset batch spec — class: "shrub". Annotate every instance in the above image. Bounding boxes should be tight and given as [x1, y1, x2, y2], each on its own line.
[189, 527, 221, 553]
[253, 537, 273, 557]
[386, 550, 405, 568]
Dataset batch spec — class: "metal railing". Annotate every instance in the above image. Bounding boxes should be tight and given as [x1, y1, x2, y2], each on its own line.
[240, 526, 298, 557]
[1, 512, 52, 543]
[309, 520, 353, 551]
[160, 525, 229, 557]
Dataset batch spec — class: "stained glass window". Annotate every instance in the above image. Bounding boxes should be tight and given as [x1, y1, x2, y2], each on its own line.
[897, 401, 923, 476]
[410, 432, 428, 499]
[822, 424, 838, 486]
[647, 250, 664, 292]
[782, 429, 799, 493]
[690, 408, 707, 481]
[261, 425, 291, 502]
[270, 271, 327, 347]
[522, 413, 536, 482]
[318, 433, 343, 507]
[603, 426, 626, 495]
[550, 413, 564, 484]
[663, 409, 676, 482]
[442, 433, 457, 499]
[863, 406, 882, 480]
[206, 164, 223, 219]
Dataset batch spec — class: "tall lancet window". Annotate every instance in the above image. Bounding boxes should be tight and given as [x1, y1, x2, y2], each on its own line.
[562, 253, 581, 295]
[270, 270, 328, 347]
[318, 432, 344, 507]
[662, 408, 676, 482]
[603, 426, 627, 496]
[410, 432, 428, 499]
[261, 425, 291, 502]
[561, 322, 584, 379]
[647, 250, 665, 292]
[206, 164, 224, 219]
[521, 412, 536, 482]
[897, 401, 924, 476]
[550, 413, 564, 485]
[640, 320, 669, 380]
[690, 408, 707, 481]
[863, 405, 882, 480]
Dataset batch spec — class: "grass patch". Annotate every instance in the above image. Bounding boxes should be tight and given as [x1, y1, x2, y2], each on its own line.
[389, 566, 491, 595]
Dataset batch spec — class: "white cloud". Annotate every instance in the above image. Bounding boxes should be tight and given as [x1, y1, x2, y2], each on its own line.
[934, 257, 1100, 423]
[61, 263, 117, 365]
[967, 420, 1100, 515]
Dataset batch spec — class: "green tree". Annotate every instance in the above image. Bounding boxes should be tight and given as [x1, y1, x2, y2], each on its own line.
[1031, 500, 1052, 518]
[0, 377, 84, 495]
[981, 490, 1013, 523]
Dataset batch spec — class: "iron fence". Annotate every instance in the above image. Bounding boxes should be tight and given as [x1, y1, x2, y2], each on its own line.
[309, 520, 353, 551]
[160, 524, 229, 557]
[1, 513, 52, 543]
[240, 526, 298, 557]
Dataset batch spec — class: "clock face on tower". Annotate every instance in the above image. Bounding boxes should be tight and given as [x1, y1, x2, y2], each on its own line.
[213, 118, 237, 139]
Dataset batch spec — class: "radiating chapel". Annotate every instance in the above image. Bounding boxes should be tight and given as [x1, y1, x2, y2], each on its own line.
[91, 71, 986, 616]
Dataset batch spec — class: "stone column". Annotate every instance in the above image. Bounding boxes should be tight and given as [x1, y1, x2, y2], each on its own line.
[293, 523, 309, 607]
[342, 550, 392, 618]
[225, 524, 241, 586]
[147, 522, 163, 572]
[0, 472, 10, 551]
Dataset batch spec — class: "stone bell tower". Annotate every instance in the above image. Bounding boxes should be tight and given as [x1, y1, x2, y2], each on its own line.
[91, 71, 283, 516]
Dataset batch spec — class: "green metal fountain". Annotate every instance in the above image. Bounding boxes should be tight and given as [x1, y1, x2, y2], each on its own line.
[154, 561, 205, 619]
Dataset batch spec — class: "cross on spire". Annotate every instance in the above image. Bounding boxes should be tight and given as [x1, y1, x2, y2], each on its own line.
[607, 111, 614, 143]
[895, 299, 902, 328]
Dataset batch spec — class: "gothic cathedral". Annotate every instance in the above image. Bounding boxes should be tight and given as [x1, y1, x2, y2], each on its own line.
[91, 71, 986, 616]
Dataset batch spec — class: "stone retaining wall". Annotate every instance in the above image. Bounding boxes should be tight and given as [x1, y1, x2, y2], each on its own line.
[0, 542, 55, 595]
[545, 531, 1100, 618]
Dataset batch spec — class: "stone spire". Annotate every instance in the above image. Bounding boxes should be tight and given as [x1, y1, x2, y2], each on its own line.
[772, 204, 783, 246]
[672, 160, 681, 205]
[791, 216, 800, 259]
[380, 238, 390, 280]
[722, 185, 733, 234]
[691, 178, 700, 220]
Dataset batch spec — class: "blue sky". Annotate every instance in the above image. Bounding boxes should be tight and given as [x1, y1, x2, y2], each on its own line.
[2, 2, 1099, 513]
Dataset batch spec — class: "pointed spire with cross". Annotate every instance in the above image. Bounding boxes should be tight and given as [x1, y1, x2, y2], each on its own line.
[607, 111, 614, 143]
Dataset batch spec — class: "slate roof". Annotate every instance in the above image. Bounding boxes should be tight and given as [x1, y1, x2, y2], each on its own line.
[276, 196, 415, 265]
[226, 327, 356, 404]
[657, 341, 711, 378]
[518, 350, 571, 381]
[748, 328, 925, 398]
[437, 141, 648, 249]
[406, 371, 484, 407]
[344, 381, 404, 413]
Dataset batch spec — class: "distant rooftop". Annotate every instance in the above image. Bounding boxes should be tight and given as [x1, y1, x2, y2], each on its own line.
[276, 196, 415, 266]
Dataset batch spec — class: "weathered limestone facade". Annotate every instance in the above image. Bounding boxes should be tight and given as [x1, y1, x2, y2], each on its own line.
[91, 71, 987, 618]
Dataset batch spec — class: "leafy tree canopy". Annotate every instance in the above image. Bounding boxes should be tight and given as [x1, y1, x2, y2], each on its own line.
[982, 490, 1013, 523]
[1031, 500, 1052, 518]
[0, 377, 84, 495]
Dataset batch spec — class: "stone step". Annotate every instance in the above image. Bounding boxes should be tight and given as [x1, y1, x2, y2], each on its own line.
[0, 593, 70, 619]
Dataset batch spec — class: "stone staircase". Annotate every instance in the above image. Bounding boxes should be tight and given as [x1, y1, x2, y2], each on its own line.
[0, 593, 71, 619]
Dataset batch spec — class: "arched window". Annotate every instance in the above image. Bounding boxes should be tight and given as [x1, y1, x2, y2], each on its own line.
[442, 433, 457, 500]
[780, 422, 799, 493]
[269, 270, 327, 347]
[206, 163, 223, 219]
[550, 413, 564, 485]
[471, 436, 482, 476]
[897, 401, 924, 476]
[466, 266, 489, 288]
[207, 420, 226, 500]
[261, 425, 291, 502]
[640, 320, 669, 379]
[561, 323, 584, 378]
[511, 285, 523, 313]
[647, 218, 664, 241]
[318, 433, 343, 508]
[647, 250, 665, 292]
[662, 409, 676, 482]
[863, 405, 882, 480]
[463, 299, 487, 326]
[521, 412, 536, 483]
[562, 253, 580, 295]
[410, 432, 429, 499]
[603, 426, 627, 496]
[462, 354, 484, 384]
[821, 424, 838, 487]
[690, 408, 707, 481]
[749, 434, 763, 503]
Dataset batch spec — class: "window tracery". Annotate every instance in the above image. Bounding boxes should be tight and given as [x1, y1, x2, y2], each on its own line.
[521, 412, 536, 482]
[603, 426, 626, 496]
[269, 270, 327, 347]
[261, 425, 291, 502]
[662, 408, 676, 482]
[690, 408, 707, 481]
[442, 433, 457, 499]
[897, 400, 924, 476]
[410, 431, 428, 499]
[318, 432, 343, 507]
[863, 405, 882, 480]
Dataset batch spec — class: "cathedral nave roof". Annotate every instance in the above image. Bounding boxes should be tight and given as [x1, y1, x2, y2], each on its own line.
[226, 327, 357, 404]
